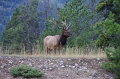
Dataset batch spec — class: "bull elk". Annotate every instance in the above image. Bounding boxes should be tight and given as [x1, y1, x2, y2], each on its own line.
[44, 19, 72, 54]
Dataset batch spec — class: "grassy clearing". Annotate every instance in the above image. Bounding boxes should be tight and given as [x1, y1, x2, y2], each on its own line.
[0, 46, 106, 59]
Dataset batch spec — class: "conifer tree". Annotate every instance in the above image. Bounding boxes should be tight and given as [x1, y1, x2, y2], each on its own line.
[96, 1, 120, 78]
[1, 8, 23, 52]
[1, 0, 41, 53]
[94, 12, 120, 47]
[57, 0, 93, 47]
[95, 0, 120, 47]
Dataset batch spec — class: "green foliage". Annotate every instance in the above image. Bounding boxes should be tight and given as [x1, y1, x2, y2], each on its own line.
[106, 47, 120, 63]
[1, 8, 24, 52]
[113, 0, 120, 23]
[96, 1, 120, 78]
[42, 19, 60, 38]
[101, 47, 120, 79]
[56, 0, 93, 47]
[94, 12, 120, 47]
[95, 1, 106, 12]
[101, 62, 117, 72]
[95, 0, 113, 12]
[113, 0, 120, 12]
[10, 65, 44, 78]
[96, 0, 120, 23]
[1, 0, 41, 53]
[73, 31, 92, 47]
[101, 61, 120, 79]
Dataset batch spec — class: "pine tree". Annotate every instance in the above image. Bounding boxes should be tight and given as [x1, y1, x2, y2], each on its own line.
[1, 0, 41, 54]
[96, 0, 120, 23]
[95, 0, 120, 48]
[96, 1, 120, 78]
[57, 0, 93, 47]
[19, 0, 41, 53]
[1, 8, 23, 53]
[94, 12, 120, 47]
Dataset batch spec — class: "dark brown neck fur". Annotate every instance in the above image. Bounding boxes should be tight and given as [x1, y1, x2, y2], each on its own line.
[58, 34, 69, 46]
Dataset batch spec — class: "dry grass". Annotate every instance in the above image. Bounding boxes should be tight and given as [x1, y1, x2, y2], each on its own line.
[0, 46, 107, 59]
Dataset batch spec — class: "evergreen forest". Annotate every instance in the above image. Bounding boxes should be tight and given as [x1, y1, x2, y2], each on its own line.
[1, 0, 120, 53]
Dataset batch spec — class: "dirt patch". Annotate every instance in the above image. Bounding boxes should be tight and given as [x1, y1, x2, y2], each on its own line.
[0, 56, 115, 79]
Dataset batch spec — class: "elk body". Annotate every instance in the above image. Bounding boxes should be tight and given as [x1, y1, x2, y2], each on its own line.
[44, 19, 72, 54]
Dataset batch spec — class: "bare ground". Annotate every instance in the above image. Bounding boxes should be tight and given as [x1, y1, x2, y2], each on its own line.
[0, 56, 115, 79]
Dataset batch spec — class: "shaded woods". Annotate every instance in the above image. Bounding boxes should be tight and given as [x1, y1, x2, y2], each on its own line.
[0, 0, 120, 54]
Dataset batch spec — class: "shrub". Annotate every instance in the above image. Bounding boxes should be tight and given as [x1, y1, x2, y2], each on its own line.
[101, 47, 120, 79]
[10, 65, 44, 78]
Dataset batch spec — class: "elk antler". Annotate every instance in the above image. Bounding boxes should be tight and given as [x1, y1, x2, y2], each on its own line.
[48, 18, 62, 29]
[61, 20, 70, 30]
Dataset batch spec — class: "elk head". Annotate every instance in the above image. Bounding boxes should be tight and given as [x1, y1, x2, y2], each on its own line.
[61, 20, 72, 37]
[48, 18, 72, 37]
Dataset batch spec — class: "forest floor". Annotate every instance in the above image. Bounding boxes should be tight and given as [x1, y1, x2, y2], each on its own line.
[0, 55, 115, 79]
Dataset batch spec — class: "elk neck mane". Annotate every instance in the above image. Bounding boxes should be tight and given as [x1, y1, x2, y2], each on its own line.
[58, 34, 69, 46]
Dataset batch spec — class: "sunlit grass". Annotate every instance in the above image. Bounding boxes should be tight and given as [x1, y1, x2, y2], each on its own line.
[0, 46, 106, 59]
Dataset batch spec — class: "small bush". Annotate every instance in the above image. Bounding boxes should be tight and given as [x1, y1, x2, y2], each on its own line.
[101, 47, 120, 79]
[10, 65, 44, 78]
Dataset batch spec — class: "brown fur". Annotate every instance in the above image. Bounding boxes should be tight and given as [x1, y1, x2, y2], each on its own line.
[44, 35, 61, 54]
[44, 19, 72, 54]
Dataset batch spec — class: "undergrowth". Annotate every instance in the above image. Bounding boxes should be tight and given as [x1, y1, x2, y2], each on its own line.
[101, 47, 120, 79]
[0, 46, 106, 58]
[10, 65, 44, 78]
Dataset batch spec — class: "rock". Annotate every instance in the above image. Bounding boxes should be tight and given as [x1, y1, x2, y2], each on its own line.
[28, 63, 32, 66]
[67, 59, 71, 61]
[61, 65, 65, 68]
[50, 63, 54, 65]
[97, 58, 100, 61]
[19, 61, 24, 64]
[8, 57, 11, 59]
[59, 61, 63, 65]
[83, 67, 87, 70]
[0, 56, 3, 59]
[1, 64, 7, 68]
[78, 68, 82, 71]
[49, 67, 53, 71]
[72, 66, 76, 68]
[75, 63, 78, 67]
[65, 64, 69, 67]
[53, 64, 58, 68]
[92, 73, 95, 77]
[8, 60, 12, 64]
[66, 74, 69, 77]
[68, 65, 72, 68]
[86, 70, 90, 73]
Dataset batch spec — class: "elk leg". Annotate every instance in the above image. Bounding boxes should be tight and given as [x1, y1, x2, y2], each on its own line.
[47, 47, 49, 54]
[54, 48, 56, 54]
[60, 45, 62, 54]
[58, 45, 62, 54]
